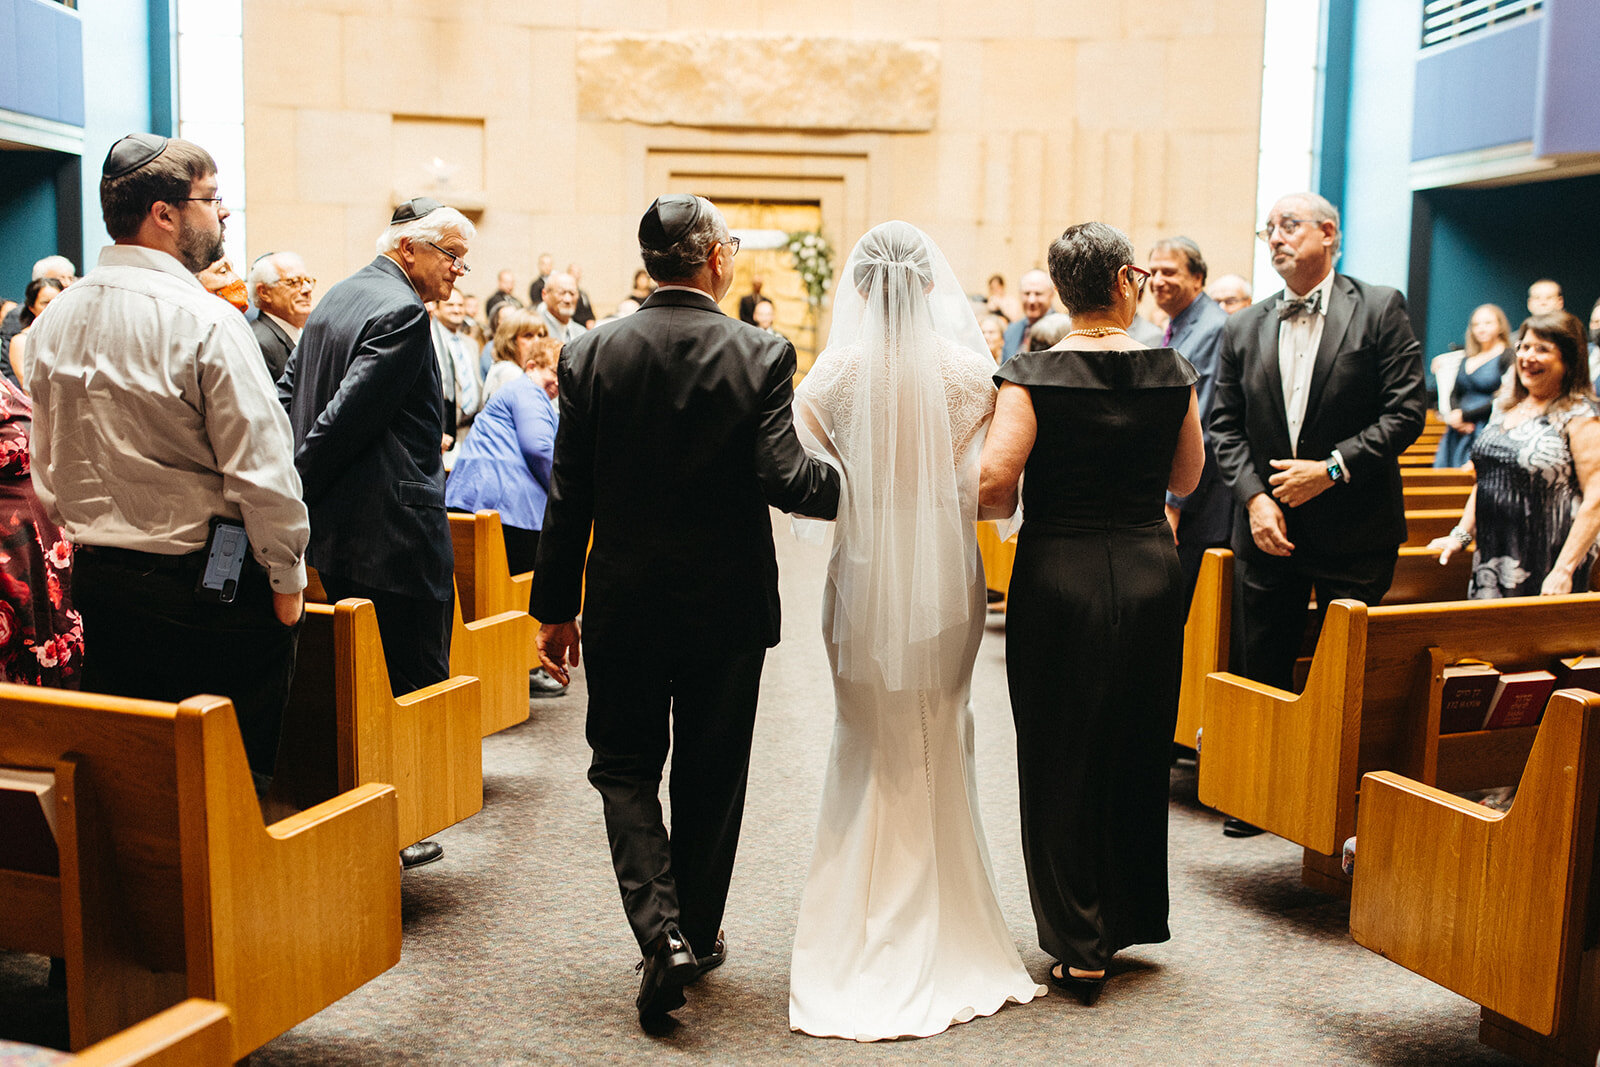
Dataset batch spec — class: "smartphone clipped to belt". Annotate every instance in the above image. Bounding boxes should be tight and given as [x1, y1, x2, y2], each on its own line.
[196, 517, 250, 603]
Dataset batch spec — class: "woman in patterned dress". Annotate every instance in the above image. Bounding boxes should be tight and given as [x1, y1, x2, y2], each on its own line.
[0, 375, 82, 684]
[1431, 311, 1600, 597]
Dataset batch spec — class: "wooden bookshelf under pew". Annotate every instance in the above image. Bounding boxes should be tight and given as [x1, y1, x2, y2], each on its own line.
[1350, 688, 1600, 1066]
[271, 599, 483, 852]
[1197, 593, 1600, 895]
[0, 687, 400, 1059]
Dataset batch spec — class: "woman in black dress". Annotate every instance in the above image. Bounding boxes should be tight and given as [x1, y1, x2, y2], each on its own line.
[980, 222, 1203, 1004]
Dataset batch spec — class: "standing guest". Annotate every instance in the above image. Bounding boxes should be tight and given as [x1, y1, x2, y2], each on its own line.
[1000, 269, 1056, 362]
[533, 194, 839, 1028]
[738, 274, 766, 325]
[0, 376, 81, 687]
[447, 334, 566, 697]
[629, 268, 656, 303]
[751, 297, 784, 339]
[1431, 311, 1600, 597]
[6, 277, 65, 389]
[484, 269, 522, 328]
[985, 273, 1023, 322]
[1207, 273, 1252, 315]
[540, 271, 588, 344]
[197, 257, 249, 313]
[433, 287, 481, 457]
[1150, 236, 1234, 602]
[247, 251, 314, 381]
[282, 196, 472, 867]
[567, 263, 597, 328]
[1528, 278, 1565, 316]
[1588, 297, 1600, 381]
[28, 133, 308, 784]
[0, 256, 74, 388]
[527, 252, 554, 306]
[1433, 304, 1512, 468]
[980, 313, 1007, 362]
[1209, 193, 1426, 837]
[980, 221, 1203, 1005]
[482, 308, 549, 401]
[1128, 304, 1164, 347]
[611, 297, 641, 319]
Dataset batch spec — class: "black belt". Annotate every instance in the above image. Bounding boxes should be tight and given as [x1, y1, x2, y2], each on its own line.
[76, 543, 209, 573]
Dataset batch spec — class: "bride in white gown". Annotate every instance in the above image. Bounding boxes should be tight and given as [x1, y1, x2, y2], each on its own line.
[788, 221, 1045, 1041]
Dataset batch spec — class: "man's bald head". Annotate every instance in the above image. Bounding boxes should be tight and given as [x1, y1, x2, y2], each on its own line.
[1019, 269, 1054, 324]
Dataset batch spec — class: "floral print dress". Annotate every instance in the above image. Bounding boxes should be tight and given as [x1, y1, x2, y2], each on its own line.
[0, 379, 82, 684]
[1469, 397, 1600, 598]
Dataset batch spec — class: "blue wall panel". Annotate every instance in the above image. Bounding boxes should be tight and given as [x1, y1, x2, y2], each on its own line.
[1537, 0, 1600, 156]
[0, 0, 84, 127]
[1412, 19, 1541, 161]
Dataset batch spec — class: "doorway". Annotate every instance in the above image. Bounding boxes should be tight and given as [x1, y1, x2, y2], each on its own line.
[719, 200, 825, 374]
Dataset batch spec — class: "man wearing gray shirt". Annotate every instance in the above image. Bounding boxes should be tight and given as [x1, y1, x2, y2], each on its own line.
[27, 134, 309, 783]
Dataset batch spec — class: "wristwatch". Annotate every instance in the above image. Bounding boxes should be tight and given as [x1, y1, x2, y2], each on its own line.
[1325, 455, 1344, 483]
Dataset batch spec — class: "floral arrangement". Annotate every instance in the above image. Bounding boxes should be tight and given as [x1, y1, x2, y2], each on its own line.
[786, 230, 835, 310]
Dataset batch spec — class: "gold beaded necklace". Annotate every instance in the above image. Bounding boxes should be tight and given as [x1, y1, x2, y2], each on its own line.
[1066, 326, 1128, 338]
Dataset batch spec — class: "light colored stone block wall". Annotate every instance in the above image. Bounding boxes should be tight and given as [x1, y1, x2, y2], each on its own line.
[242, 0, 1265, 327]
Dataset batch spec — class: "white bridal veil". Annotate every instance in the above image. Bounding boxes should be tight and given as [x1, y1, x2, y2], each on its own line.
[794, 220, 996, 692]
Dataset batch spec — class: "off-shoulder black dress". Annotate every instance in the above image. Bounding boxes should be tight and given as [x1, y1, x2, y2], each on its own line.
[994, 346, 1196, 973]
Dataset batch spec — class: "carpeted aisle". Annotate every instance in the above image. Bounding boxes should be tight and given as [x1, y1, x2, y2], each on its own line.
[0, 513, 1518, 1063]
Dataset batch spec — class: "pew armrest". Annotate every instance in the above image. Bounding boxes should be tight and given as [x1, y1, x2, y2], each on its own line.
[1350, 691, 1600, 1038]
[73, 998, 232, 1066]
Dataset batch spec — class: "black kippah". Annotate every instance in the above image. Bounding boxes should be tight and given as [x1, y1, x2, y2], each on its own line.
[638, 194, 703, 251]
[103, 133, 168, 179]
[391, 196, 443, 224]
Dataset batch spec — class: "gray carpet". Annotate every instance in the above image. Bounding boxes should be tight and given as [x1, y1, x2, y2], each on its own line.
[1, 516, 1519, 1063]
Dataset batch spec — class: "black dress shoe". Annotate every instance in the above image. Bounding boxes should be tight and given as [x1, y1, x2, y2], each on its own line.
[1049, 962, 1106, 1006]
[636, 925, 697, 1021]
[400, 840, 444, 868]
[529, 668, 568, 698]
[1222, 817, 1265, 838]
[689, 930, 726, 982]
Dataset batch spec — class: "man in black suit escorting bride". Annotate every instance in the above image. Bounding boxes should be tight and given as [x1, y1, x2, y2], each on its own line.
[533, 194, 840, 1028]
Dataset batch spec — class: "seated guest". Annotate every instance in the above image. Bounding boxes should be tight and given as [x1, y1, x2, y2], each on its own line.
[1434, 304, 1512, 468]
[984, 272, 1022, 322]
[483, 307, 549, 401]
[0, 375, 82, 686]
[445, 335, 565, 696]
[628, 268, 656, 303]
[7, 277, 65, 389]
[1431, 311, 1600, 596]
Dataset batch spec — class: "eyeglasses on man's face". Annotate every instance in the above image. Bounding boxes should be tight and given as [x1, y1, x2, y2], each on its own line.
[274, 275, 316, 290]
[720, 235, 741, 257]
[427, 241, 471, 274]
[1255, 216, 1321, 243]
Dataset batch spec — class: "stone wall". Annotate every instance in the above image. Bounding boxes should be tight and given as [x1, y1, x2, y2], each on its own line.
[242, 0, 1266, 324]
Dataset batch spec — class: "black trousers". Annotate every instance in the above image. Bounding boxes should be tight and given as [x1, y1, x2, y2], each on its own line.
[501, 525, 540, 576]
[318, 574, 452, 696]
[1231, 537, 1398, 691]
[74, 546, 299, 779]
[584, 635, 766, 956]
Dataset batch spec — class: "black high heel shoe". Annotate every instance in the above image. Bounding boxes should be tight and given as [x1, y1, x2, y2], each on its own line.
[1049, 962, 1107, 1006]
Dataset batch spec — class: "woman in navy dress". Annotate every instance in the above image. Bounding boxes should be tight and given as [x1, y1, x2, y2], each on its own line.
[1434, 303, 1511, 468]
[980, 222, 1203, 1005]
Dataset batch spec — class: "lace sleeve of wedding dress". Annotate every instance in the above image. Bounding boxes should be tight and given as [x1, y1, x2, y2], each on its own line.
[792, 221, 994, 692]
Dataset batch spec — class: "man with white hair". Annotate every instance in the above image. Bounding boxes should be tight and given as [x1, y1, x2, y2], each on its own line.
[247, 250, 314, 380]
[1209, 191, 1426, 837]
[1, 254, 75, 386]
[1207, 273, 1253, 315]
[541, 271, 587, 343]
[1000, 269, 1056, 362]
[281, 196, 473, 869]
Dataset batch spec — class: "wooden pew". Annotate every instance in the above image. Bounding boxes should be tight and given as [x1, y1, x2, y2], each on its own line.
[1403, 484, 1471, 511]
[1401, 467, 1474, 487]
[1198, 593, 1600, 893]
[447, 511, 536, 736]
[73, 999, 231, 1066]
[0, 688, 399, 1058]
[1174, 545, 1473, 750]
[273, 599, 483, 851]
[1404, 509, 1460, 547]
[1350, 689, 1600, 1066]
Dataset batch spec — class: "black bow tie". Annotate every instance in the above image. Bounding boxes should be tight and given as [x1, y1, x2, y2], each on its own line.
[1278, 291, 1323, 320]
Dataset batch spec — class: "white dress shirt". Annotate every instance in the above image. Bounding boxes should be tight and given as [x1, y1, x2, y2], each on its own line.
[1278, 269, 1337, 455]
[263, 309, 302, 344]
[540, 304, 587, 344]
[26, 244, 309, 592]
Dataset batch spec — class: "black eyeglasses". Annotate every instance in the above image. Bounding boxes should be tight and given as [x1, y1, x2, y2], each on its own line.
[427, 241, 471, 274]
[176, 196, 225, 208]
[1255, 216, 1319, 243]
[721, 235, 741, 257]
